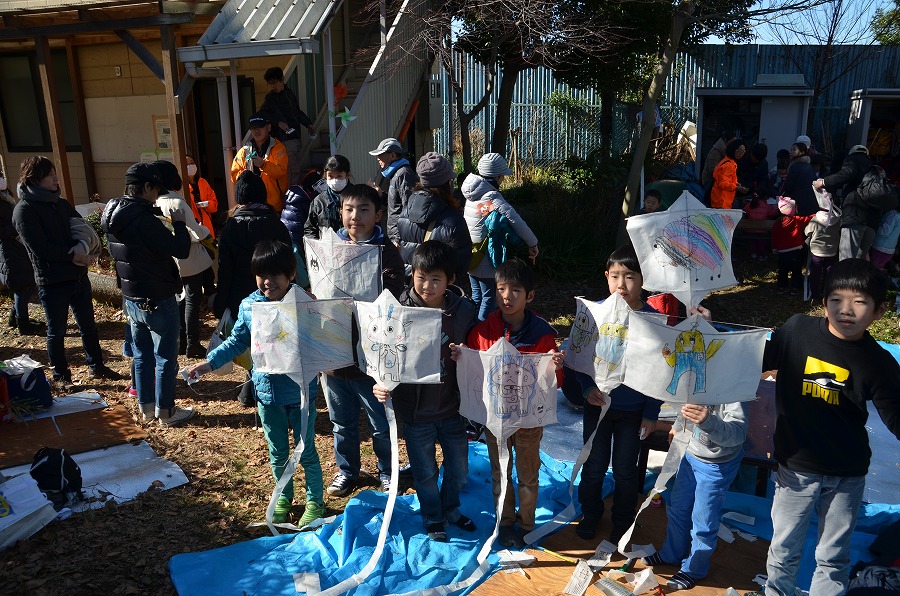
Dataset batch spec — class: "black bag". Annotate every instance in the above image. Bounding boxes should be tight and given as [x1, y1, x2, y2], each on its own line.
[857, 166, 898, 211]
[30, 447, 83, 510]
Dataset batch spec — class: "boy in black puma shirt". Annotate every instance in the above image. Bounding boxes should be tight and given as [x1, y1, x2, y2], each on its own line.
[761, 258, 900, 596]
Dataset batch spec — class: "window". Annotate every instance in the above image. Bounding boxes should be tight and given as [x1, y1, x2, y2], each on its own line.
[0, 50, 81, 152]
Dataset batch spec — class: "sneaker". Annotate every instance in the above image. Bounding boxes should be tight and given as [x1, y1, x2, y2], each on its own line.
[52, 373, 76, 392]
[666, 571, 696, 591]
[186, 343, 207, 359]
[128, 386, 138, 397]
[398, 463, 414, 478]
[297, 501, 327, 526]
[326, 473, 357, 497]
[380, 474, 392, 493]
[138, 402, 155, 422]
[576, 516, 599, 540]
[427, 522, 448, 542]
[88, 365, 125, 381]
[157, 405, 195, 427]
[273, 496, 292, 524]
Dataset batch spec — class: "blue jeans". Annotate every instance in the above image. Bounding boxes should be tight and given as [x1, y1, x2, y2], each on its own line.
[468, 275, 497, 322]
[766, 466, 865, 596]
[38, 275, 103, 378]
[12, 284, 35, 320]
[322, 375, 392, 478]
[403, 414, 469, 527]
[578, 405, 643, 531]
[257, 379, 323, 504]
[125, 296, 179, 412]
[659, 451, 743, 579]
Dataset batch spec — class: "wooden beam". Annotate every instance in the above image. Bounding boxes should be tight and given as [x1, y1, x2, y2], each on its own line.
[66, 38, 97, 198]
[0, 13, 192, 39]
[160, 23, 189, 190]
[115, 28, 164, 81]
[35, 35, 73, 204]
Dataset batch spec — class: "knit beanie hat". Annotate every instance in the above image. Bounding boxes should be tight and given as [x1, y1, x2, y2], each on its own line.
[778, 196, 796, 216]
[416, 152, 455, 187]
[477, 153, 513, 178]
[235, 170, 267, 205]
[152, 160, 182, 192]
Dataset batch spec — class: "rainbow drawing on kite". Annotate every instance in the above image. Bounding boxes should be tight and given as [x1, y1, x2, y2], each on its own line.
[488, 351, 538, 419]
[652, 213, 736, 282]
[364, 303, 411, 384]
[594, 320, 628, 372]
[661, 328, 724, 395]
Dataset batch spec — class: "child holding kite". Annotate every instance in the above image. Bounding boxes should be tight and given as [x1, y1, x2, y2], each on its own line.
[186, 240, 326, 526]
[452, 258, 564, 548]
[372, 241, 478, 542]
[304, 154, 351, 240]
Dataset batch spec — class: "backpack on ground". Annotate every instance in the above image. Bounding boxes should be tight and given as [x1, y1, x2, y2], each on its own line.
[29, 447, 83, 510]
[857, 166, 898, 211]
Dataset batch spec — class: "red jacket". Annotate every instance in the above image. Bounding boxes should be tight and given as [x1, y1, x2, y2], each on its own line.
[467, 309, 563, 386]
[771, 214, 814, 252]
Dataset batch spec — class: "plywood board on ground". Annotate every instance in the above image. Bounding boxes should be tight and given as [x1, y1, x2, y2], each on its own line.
[473, 496, 768, 595]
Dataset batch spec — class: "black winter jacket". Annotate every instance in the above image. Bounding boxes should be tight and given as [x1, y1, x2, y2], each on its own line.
[397, 190, 472, 282]
[281, 186, 313, 247]
[824, 152, 874, 227]
[214, 203, 291, 318]
[0, 192, 35, 291]
[390, 286, 477, 424]
[102, 195, 190, 300]
[12, 184, 85, 287]
[385, 163, 418, 245]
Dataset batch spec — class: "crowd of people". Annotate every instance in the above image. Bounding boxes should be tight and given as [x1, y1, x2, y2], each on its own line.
[1, 119, 898, 594]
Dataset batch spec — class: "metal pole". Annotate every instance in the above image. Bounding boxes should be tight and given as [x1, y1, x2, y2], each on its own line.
[217, 74, 236, 210]
[323, 27, 337, 155]
[230, 60, 242, 160]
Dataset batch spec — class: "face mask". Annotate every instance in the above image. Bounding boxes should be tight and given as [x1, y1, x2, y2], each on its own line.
[326, 178, 347, 192]
[186, 164, 198, 177]
[0, 177, 6, 192]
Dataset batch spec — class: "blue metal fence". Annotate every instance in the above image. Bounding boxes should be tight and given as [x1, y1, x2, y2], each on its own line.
[435, 44, 900, 163]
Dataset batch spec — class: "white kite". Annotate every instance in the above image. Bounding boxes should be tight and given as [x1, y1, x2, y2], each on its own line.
[627, 191, 742, 308]
[249, 287, 355, 536]
[354, 290, 442, 389]
[304, 231, 382, 302]
[456, 338, 558, 438]
[623, 313, 767, 405]
[563, 293, 634, 394]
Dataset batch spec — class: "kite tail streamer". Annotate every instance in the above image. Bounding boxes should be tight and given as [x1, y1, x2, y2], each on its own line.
[524, 398, 612, 545]
[264, 375, 310, 535]
[318, 399, 400, 596]
[616, 422, 691, 555]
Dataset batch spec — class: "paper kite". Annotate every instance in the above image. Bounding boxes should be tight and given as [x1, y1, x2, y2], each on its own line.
[304, 231, 382, 302]
[627, 191, 742, 308]
[354, 290, 442, 390]
[456, 337, 558, 440]
[623, 313, 767, 404]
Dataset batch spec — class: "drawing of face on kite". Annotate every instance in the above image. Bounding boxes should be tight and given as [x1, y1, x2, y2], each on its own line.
[304, 231, 382, 302]
[365, 303, 411, 384]
[628, 191, 742, 308]
[457, 337, 558, 439]
[563, 293, 632, 394]
[661, 328, 724, 395]
[488, 351, 538, 419]
[354, 290, 442, 390]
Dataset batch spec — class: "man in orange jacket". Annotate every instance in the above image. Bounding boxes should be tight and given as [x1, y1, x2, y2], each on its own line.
[230, 113, 288, 213]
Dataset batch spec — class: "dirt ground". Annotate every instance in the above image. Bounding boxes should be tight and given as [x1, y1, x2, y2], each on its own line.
[1, 247, 896, 594]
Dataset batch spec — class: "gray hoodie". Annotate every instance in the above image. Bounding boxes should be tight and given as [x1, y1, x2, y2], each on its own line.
[682, 401, 749, 463]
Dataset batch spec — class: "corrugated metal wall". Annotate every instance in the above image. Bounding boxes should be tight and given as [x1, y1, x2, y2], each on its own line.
[436, 44, 900, 162]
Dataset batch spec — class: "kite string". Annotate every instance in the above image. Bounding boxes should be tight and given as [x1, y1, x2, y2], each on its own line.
[183, 378, 252, 397]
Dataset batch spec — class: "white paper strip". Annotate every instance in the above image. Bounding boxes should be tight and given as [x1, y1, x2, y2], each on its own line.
[563, 559, 594, 596]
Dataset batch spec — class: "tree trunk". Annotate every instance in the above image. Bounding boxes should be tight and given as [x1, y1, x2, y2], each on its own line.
[457, 88, 474, 174]
[600, 88, 614, 158]
[490, 63, 522, 155]
[618, 1, 695, 246]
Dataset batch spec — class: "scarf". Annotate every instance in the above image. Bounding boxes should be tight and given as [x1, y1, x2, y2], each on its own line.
[17, 182, 61, 203]
[381, 157, 410, 179]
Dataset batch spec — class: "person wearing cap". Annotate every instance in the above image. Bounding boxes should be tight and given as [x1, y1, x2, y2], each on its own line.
[368, 137, 418, 247]
[397, 152, 472, 282]
[231, 113, 289, 213]
[153, 160, 214, 359]
[814, 144, 874, 259]
[13, 155, 121, 387]
[462, 153, 539, 321]
[260, 66, 316, 187]
[795, 134, 815, 156]
[102, 162, 194, 426]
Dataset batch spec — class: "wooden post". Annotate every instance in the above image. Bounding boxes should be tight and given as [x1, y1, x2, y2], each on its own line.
[66, 39, 97, 198]
[35, 35, 73, 204]
[160, 24, 188, 187]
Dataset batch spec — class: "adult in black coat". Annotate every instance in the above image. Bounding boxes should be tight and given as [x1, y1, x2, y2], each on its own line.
[0, 173, 41, 334]
[815, 145, 874, 259]
[397, 152, 472, 283]
[13, 156, 118, 385]
[214, 170, 291, 319]
[783, 142, 818, 216]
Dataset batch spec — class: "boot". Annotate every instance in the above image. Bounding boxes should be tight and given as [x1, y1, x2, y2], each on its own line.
[17, 317, 46, 336]
[186, 342, 206, 359]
